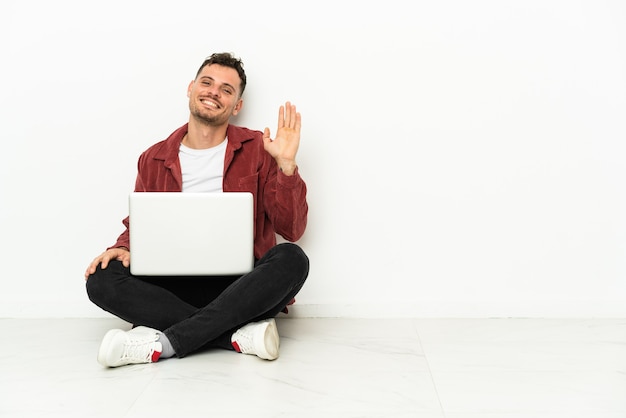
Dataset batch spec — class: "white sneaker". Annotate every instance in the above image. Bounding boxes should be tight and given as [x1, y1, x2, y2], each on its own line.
[97, 327, 162, 368]
[231, 318, 280, 360]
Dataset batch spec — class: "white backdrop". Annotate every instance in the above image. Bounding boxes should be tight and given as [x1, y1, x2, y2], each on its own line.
[1, 0, 625, 318]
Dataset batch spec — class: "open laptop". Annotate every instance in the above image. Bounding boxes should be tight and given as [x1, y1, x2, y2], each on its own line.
[129, 192, 254, 276]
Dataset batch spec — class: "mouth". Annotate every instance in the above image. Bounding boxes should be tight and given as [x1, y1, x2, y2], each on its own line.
[200, 98, 220, 109]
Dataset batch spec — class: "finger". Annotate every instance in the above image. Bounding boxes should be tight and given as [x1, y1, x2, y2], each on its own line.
[100, 254, 111, 270]
[290, 104, 298, 128]
[263, 127, 272, 146]
[278, 105, 285, 128]
[295, 111, 302, 132]
[84, 258, 101, 279]
[280, 101, 295, 128]
[284, 102, 295, 128]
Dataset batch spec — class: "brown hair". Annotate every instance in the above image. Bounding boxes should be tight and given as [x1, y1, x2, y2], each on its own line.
[195, 52, 247, 96]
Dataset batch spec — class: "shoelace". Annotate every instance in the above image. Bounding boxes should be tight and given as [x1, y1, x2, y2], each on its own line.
[121, 334, 159, 362]
[233, 330, 255, 354]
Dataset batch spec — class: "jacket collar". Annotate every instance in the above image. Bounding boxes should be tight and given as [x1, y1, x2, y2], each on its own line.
[154, 123, 256, 165]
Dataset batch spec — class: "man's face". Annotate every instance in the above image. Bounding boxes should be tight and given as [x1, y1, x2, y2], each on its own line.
[187, 64, 243, 126]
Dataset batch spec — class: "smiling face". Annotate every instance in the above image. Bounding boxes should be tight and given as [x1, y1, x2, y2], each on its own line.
[187, 64, 243, 127]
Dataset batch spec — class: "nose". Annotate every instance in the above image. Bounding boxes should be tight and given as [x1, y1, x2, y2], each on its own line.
[206, 85, 220, 98]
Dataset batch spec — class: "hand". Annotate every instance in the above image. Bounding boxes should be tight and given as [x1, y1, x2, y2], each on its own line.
[84, 247, 130, 280]
[263, 101, 301, 175]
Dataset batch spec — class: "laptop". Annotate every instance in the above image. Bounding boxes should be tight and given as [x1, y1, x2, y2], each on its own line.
[128, 192, 254, 276]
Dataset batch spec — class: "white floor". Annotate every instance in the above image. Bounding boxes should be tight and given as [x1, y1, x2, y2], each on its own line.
[0, 318, 625, 418]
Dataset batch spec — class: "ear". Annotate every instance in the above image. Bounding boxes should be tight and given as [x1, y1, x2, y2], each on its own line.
[186, 80, 194, 97]
[232, 98, 244, 116]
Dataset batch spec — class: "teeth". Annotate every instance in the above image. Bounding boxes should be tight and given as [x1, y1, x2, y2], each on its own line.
[202, 100, 217, 108]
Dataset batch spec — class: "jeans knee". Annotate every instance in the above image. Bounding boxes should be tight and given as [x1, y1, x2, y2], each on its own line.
[85, 261, 124, 306]
[85, 268, 108, 305]
[85, 274, 102, 305]
[275, 242, 310, 281]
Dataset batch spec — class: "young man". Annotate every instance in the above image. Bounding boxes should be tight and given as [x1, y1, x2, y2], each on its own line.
[84, 53, 309, 367]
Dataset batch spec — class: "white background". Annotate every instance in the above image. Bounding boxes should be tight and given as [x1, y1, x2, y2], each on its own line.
[1, 0, 625, 318]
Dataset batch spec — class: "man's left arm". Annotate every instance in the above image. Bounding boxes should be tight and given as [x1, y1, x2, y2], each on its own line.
[262, 102, 308, 241]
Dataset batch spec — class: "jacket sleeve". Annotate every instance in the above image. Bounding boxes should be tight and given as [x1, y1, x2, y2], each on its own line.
[263, 160, 308, 242]
[106, 169, 143, 250]
[107, 216, 131, 251]
[106, 154, 149, 251]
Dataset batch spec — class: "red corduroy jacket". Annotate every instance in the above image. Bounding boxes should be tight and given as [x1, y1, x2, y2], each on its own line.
[109, 123, 308, 260]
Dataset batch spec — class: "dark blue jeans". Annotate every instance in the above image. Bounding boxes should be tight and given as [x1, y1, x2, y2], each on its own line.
[86, 242, 309, 357]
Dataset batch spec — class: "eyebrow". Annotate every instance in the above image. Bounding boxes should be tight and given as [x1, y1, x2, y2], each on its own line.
[198, 76, 236, 92]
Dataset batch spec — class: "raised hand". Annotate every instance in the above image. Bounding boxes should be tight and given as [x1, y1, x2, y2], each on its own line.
[263, 101, 301, 175]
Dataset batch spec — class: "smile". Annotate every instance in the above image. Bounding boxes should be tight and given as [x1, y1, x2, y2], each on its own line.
[201, 99, 219, 109]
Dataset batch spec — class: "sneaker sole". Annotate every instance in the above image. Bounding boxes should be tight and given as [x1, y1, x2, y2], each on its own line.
[97, 329, 123, 367]
[257, 319, 280, 360]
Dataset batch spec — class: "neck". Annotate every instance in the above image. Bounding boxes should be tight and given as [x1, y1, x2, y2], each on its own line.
[183, 117, 228, 149]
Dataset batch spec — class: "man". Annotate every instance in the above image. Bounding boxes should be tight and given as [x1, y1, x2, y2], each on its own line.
[84, 52, 309, 368]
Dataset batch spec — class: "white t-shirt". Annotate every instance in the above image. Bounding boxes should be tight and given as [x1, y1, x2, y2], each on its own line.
[179, 138, 227, 193]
